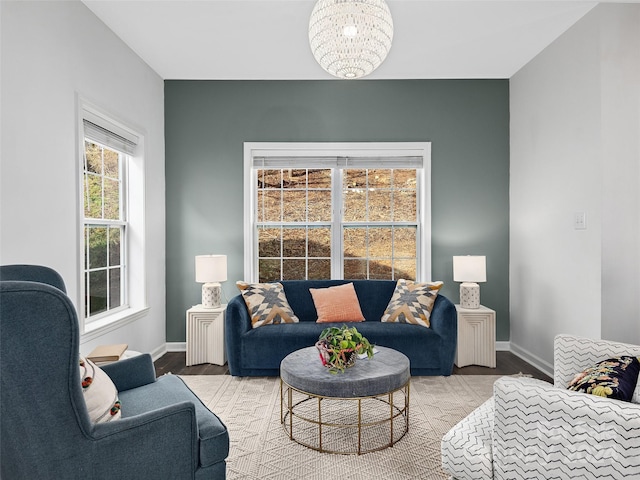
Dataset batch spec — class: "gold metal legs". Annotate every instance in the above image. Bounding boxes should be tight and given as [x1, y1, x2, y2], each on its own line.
[280, 378, 410, 455]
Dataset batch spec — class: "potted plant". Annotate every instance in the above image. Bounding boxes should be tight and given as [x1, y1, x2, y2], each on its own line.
[315, 325, 375, 374]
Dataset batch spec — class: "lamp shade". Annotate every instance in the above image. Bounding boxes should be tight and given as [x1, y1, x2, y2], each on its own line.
[195, 255, 227, 283]
[453, 256, 486, 283]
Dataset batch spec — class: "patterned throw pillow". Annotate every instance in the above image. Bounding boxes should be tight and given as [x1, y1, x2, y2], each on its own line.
[381, 279, 443, 328]
[237, 281, 300, 328]
[309, 282, 365, 323]
[79, 357, 122, 423]
[567, 356, 640, 402]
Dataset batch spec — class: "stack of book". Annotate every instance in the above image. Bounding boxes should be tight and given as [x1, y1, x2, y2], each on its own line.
[87, 343, 128, 365]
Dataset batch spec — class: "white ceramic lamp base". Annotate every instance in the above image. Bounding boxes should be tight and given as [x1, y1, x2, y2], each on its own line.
[460, 282, 480, 309]
[202, 282, 222, 308]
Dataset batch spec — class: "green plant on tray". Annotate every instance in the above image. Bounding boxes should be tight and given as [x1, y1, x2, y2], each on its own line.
[315, 325, 375, 374]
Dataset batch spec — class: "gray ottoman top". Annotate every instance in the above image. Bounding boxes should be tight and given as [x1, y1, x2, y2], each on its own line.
[280, 346, 410, 398]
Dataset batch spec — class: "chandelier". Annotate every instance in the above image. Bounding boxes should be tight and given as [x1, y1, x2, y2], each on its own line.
[309, 0, 394, 80]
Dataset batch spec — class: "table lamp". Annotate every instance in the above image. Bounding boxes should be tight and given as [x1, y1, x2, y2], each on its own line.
[453, 255, 486, 309]
[195, 255, 227, 308]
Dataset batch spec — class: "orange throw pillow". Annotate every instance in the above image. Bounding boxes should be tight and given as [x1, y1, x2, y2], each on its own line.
[310, 283, 365, 323]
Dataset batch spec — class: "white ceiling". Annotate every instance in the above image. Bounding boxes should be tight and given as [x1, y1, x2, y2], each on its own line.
[83, 0, 624, 80]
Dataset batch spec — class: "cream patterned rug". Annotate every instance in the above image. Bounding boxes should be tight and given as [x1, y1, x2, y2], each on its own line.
[180, 374, 502, 480]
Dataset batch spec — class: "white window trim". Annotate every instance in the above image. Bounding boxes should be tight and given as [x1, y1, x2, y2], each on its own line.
[76, 97, 148, 338]
[243, 142, 432, 282]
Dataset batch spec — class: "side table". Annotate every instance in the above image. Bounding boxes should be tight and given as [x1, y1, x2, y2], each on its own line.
[455, 304, 496, 368]
[186, 304, 226, 366]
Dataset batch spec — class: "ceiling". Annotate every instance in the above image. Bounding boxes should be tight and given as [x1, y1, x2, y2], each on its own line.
[83, 0, 626, 80]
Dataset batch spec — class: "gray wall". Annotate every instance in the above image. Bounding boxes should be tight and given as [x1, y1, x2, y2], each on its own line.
[165, 80, 509, 343]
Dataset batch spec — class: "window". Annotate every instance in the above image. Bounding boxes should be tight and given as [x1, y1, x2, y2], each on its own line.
[244, 143, 431, 282]
[79, 103, 146, 334]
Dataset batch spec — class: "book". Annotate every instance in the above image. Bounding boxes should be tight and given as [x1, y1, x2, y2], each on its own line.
[87, 343, 128, 363]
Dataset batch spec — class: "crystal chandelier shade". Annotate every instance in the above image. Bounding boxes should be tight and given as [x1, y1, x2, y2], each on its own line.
[309, 0, 394, 80]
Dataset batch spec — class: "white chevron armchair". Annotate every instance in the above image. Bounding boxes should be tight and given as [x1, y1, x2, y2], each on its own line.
[442, 334, 640, 479]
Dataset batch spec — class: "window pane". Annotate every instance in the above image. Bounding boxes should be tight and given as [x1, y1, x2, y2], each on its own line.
[394, 169, 416, 189]
[88, 270, 107, 316]
[88, 227, 108, 269]
[103, 148, 120, 179]
[394, 259, 416, 280]
[370, 259, 393, 280]
[109, 227, 121, 266]
[393, 190, 417, 222]
[369, 227, 392, 257]
[282, 259, 305, 280]
[344, 259, 367, 279]
[85, 141, 102, 174]
[308, 169, 331, 189]
[343, 190, 366, 222]
[282, 228, 306, 257]
[344, 227, 367, 258]
[259, 227, 281, 257]
[308, 227, 331, 257]
[260, 169, 281, 188]
[283, 169, 306, 188]
[344, 169, 366, 188]
[84, 174, 102, 218]
[257, 190, 281, 222]
[282, 190, 306, 222]
[109, 267, 122, 309]
[368, 169, 391, 188]
[394, 227, 416, 258]
[369, 190, 391, 222]
[103, 178, 120, 220]
[308, 259, 331, 279]
[259, 259, 280, 282]
[308, 190, 331, 222]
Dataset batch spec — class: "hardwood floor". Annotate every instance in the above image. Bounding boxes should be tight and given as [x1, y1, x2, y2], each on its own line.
[155, 350, 552, 382]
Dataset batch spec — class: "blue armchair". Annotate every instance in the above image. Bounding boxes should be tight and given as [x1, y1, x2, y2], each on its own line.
[0, 265, 229, 479]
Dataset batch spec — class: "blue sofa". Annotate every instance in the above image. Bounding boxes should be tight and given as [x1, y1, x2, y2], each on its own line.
[1, 265, 229, 480]
[225, 279, 457, 377]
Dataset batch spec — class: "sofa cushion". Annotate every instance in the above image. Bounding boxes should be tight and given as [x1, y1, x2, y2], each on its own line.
[118, 375, 229, 467]
[237, 281, 299, 328]
[381, 279, 443, 328]
[79, 357, 122, 423]
[309, 282, 365, 323]
[567, 356, 640, 402]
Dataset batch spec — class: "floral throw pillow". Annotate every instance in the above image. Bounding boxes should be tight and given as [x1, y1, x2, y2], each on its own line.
[237, 281, 300, 328]
[567, 356, 640, 402]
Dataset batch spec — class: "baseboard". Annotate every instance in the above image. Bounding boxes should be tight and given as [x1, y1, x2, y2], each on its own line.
[496, 341, 510, 351]
[509, 342, 554, 379]
[149, 343, 168, 361]
[166, 342, 186, 352]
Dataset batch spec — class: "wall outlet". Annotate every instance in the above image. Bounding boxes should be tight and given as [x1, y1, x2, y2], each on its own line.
[574, 211, 587, 230]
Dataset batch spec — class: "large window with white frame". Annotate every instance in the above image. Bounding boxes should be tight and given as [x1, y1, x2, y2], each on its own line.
[79, 103, 146, 334]
[244, 143, 431, 282]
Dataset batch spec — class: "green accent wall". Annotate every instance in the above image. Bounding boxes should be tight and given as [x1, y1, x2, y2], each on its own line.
[165, 80, 510, 343]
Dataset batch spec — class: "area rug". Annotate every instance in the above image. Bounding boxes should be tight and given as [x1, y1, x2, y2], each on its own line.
[180, 374, 502, 480]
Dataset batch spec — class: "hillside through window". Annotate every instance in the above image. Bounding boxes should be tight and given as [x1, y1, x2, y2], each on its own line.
[245, 143, 431, 282]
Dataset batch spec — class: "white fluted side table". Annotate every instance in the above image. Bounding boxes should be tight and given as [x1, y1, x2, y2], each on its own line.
[186, 304, 226, 366]
[455, 304, 496, 368]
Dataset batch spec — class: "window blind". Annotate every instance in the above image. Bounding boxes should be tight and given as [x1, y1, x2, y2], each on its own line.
[253, 156, 423, 169]
[83, 111, 138, 156]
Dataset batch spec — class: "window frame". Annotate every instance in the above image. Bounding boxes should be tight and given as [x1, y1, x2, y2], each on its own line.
[77, 99, 148, 338]
[243, 142, 432, 282]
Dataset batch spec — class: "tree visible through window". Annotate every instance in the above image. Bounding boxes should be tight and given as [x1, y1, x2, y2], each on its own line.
[247, 143, 430, 283]
[82, 140, 126, 320]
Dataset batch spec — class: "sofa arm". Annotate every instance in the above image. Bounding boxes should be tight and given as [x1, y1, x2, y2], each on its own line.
[101, 353, 157, 392]
[493, 376, 640, 479]
[90, 401, 197, 479]
[429, 294, 457, 374]
[225, 294, 252, 376]
[554, 334, 640, 388]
